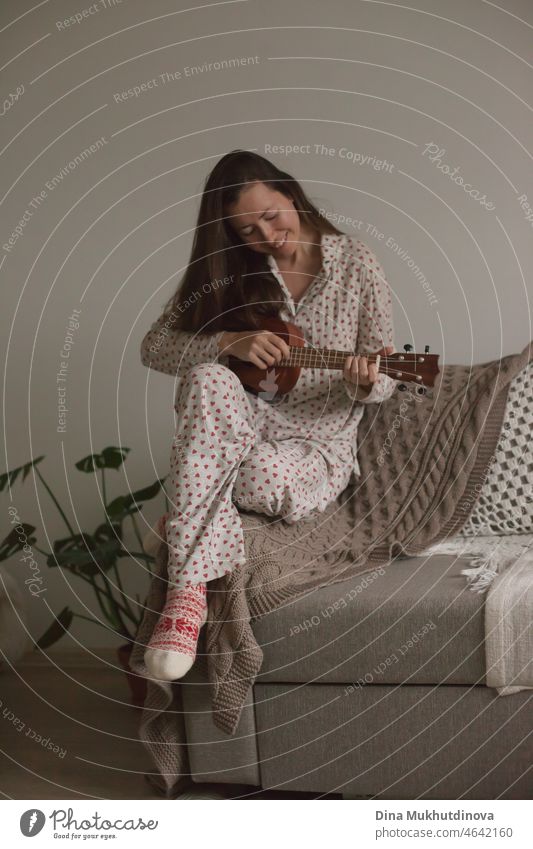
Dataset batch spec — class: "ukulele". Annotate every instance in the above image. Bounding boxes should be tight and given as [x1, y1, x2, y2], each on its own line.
[226, 317, 440, 400]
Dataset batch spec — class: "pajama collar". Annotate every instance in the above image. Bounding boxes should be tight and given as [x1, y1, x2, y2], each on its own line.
[265, 231, 341, 316]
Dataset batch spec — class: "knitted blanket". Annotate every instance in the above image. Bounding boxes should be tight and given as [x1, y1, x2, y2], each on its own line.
[130, 341, 532, 797]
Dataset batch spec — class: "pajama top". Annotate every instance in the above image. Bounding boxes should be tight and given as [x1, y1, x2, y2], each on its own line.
[141, 233, 396, 481]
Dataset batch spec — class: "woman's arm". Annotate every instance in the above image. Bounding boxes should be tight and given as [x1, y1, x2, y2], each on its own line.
[343, 247, 396, 404]
[140, 312, 228, 376]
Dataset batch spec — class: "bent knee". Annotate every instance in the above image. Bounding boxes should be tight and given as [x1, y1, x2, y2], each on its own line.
[177, 362, 243, 404]
[234, 464, 291, 517]
[182, 362, 240, 386]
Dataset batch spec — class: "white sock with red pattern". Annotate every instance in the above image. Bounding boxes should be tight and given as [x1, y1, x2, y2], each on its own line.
[144, 581, 207, 681]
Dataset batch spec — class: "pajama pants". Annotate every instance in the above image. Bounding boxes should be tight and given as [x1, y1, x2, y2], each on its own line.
[164, 362, 355, 588]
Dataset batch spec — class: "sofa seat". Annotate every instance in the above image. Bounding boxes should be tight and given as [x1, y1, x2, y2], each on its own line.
[253, 553, 487, 687]
[181, 551, 531, 797]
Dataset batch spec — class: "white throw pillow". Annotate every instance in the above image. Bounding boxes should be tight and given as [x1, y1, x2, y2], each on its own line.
[460, 362, 532, 536]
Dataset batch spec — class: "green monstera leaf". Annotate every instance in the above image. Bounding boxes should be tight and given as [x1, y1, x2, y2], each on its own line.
[0, 524, 37, 562]
[36, 607, 74, 649]
[0, 456, 45, 492]
[48, 523, 122, 576]
[106, 478, 167, 522]
[75, 446, 131, 473]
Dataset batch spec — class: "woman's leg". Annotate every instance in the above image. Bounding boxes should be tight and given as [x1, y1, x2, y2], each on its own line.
[233, 436, 354, 524]
[144, 365, 355, 681]
[144, 363, 260, 681]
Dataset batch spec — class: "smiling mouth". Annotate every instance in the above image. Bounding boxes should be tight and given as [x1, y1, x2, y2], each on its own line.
[273, 231, 288, 249]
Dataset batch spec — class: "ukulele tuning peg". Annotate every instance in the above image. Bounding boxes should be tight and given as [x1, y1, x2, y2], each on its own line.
[424, 345, 430, 353]
[398, 383, 407, 391]
[415, 385, 427, 396]
[403, 344, 413, 352]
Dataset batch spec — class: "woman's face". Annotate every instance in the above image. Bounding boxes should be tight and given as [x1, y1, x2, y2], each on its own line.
[225, 181, 301, 258]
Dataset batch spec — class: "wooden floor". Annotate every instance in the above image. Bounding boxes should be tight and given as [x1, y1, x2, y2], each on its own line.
[0, 649, 338, 800]
[0, 649, 159, 799]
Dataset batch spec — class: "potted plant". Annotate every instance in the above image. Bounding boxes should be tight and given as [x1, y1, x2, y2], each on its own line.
[0, 446, 167, 707]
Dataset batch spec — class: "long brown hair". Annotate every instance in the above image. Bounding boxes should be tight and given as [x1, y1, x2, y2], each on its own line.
[162, 149, 345, 333]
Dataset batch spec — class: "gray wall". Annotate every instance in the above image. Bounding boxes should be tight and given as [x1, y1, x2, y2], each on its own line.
[1, 0, 531, 649]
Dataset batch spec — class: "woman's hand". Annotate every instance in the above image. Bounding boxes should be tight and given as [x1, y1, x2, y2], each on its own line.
[343, 346, 394, 396]
[218, 330, 291, 369]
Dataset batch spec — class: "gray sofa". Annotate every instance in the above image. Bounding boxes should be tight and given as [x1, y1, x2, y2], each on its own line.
[179, 552, 532, 799]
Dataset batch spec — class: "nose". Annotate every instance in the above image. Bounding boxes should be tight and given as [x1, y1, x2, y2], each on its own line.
[256, 221, 276, 244]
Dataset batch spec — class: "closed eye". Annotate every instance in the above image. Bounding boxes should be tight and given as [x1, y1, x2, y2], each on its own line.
[241, 211, 278, 236]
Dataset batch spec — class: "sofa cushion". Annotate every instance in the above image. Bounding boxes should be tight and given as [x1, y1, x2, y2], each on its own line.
[253, 554, 487, 686]
[254, 683, 532, 798]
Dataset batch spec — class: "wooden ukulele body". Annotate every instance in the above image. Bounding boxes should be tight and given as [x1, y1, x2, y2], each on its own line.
[226, 317, 304, 396]
[225, 317, 440, 399]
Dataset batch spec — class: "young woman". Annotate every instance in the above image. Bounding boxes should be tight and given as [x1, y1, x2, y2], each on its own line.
[140, 149, 395, 681]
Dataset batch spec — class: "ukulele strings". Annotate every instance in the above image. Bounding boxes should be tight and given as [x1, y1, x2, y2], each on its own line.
[278, 351, 420, 367]
[281, 346, 415, 359]
[275, 349, 428, 381]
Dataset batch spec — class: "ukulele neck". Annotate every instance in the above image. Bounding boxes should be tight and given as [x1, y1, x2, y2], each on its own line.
[279, 347, 374, 370]
[271, 345, 439, 387]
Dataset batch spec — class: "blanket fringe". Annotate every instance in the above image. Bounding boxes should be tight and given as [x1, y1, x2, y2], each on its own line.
[419, 535, 533, 593]
[460, 560, 500, 593]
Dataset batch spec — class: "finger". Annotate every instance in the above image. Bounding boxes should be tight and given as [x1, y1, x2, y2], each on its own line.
[272, 334, 291, 359]
[262, 339, 285, 363]
[252, 344, 278, 367]
[344, 355, 354, 378]
[250, 353, 268, 369]
[368, 362, 378, 384]
[358, 356, 369, 383]
[349, 355, 359, 381]
[257, 352, 277, 367]
[262, 334, 290, 362]
[260, 332, 288, 359]
[255, 337, 285, 366]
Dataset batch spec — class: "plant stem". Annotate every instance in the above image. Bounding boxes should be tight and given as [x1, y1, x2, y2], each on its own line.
[111, 561, 137, 622]
[72, 612, 103, 626]
[104, 580, 135, 640]
[72, 611, 133, 642]
[130, 513, 146, 553]
[34, 546, 129, 626]
[101, 468, 107, 509]
[130, 514, 154, 575]
[69, 568, 134, 623]
[89, 575, 118, 626]
[95, 576, 134, 629]
[120, 551, 154, 560]
[34, 467, 76, 536]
